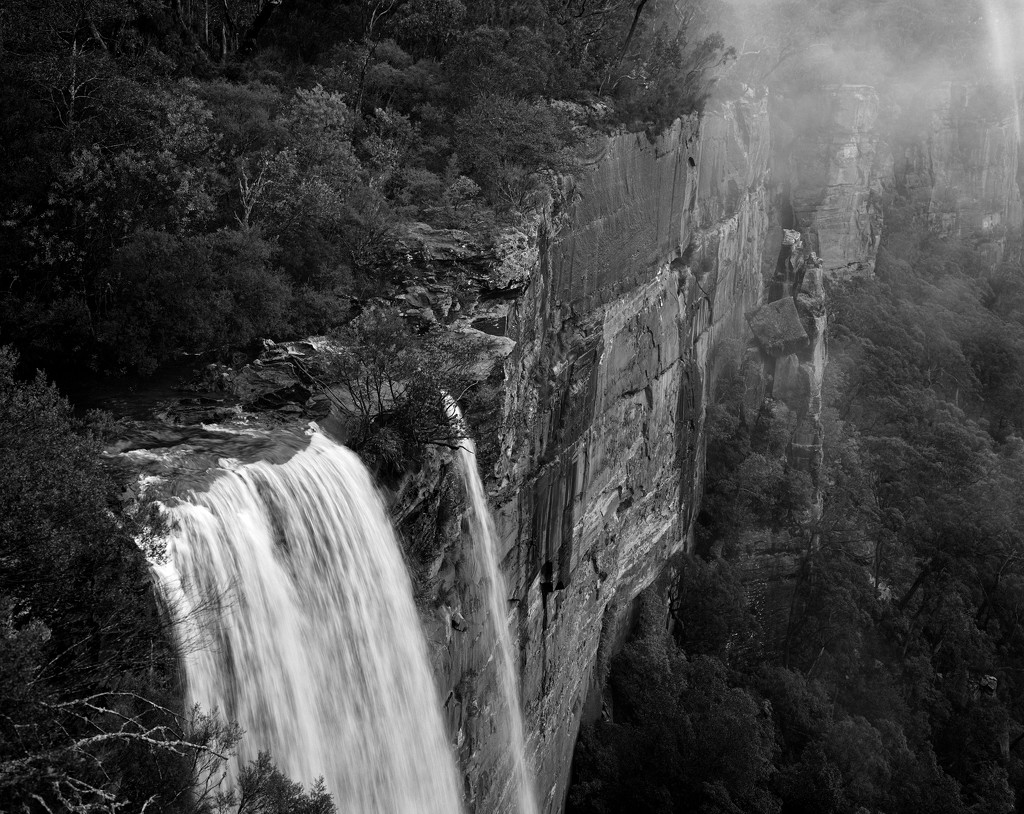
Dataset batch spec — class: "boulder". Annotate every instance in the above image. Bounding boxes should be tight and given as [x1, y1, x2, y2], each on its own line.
[747, 297, 809, 357]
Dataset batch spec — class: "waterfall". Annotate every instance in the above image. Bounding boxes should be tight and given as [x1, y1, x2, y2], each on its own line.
[153, 432, 462, 814]
[981, 0, 1023, 143]
[452, 412, 539, 814]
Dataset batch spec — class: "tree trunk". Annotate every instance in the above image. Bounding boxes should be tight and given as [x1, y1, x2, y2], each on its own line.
[897, 561, 932, 612]
[239, 0, 289, 56]
[599, 0, 649, 94]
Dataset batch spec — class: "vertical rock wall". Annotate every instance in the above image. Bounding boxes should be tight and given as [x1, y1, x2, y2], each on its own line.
[402, 91, 778, 814]
[498, 94, 774, 812]
[402, 76, 1023, 814]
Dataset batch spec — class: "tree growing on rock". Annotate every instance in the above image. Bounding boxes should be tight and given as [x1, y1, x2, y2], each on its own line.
[322, 306, 477, 470]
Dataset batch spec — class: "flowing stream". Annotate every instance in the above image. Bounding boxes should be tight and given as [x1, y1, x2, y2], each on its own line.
[452, 411, 539, 814]
[153, 432, 462, 814]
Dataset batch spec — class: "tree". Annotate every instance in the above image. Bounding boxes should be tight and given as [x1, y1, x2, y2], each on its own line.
[321, 306, 476, 469]
[97, 228, 291, 374]
[569, 594, 779, 814]
[0, 346, 200, 810]
[223, 752, 335, 814]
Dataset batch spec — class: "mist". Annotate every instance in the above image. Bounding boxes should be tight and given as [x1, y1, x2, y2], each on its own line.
[708, 0, 1021, 123]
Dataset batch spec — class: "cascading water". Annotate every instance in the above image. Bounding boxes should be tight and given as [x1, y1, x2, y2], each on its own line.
[451, 407, 539, 814]
[153, 432, 462, 814]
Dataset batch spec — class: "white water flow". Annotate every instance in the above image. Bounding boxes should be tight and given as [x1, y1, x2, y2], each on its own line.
[452, 411, 539, 814]
[153, 433, 462, 814]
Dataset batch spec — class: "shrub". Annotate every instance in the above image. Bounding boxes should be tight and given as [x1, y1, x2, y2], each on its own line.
[98, 228, 291, 374]
[325, 306, 476, 470]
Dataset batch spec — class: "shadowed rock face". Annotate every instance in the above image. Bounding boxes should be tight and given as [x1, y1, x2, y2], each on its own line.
[739, 230, 827, 641]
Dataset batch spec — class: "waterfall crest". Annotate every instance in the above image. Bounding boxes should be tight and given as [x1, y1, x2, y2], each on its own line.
[154, 432, 462, 814]
[453, 419, 539, 814]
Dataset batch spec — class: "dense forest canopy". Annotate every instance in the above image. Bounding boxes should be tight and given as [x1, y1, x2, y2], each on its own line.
[0, 0, 1005, 379]
[0, 0, 731, 380]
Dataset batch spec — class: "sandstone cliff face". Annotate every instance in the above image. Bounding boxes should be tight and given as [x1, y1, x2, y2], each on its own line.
[401, 92, 779, 814]
[197, 77, 1021, 814]
[499, 99, 774, 813]
[193, 69, 1024, 814]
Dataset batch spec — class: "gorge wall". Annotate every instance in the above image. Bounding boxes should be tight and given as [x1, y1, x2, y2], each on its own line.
[399, 88, 784, 814]
[492, 92, 774, 812]
[391, 76, 1024, 814]
[894, 81, 1023, 251]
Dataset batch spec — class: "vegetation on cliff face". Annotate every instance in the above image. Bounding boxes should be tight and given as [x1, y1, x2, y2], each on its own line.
[0, 0, 728, 382]
[568, 202, 1024, 813]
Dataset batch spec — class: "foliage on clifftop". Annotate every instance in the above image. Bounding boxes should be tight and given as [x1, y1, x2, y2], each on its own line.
[0, 0, 729, 382]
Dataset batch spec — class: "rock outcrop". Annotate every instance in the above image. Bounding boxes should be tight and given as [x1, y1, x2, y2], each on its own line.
[737, 229, 827, 639]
